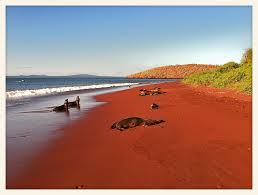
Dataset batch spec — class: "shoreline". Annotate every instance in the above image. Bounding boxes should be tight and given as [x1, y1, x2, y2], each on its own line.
[6, 82, 154, 184]
[6, 81, 166, 185]
[7, 81, 252, 189]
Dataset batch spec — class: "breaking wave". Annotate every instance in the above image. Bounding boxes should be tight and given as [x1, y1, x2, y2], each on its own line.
[6, 83, 138, 99]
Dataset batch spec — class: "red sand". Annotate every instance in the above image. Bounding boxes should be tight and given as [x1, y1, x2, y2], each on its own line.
[7, 81, 252, 189]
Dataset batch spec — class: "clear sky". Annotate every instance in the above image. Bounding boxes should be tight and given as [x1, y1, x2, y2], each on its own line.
[7, 6, 252, 76]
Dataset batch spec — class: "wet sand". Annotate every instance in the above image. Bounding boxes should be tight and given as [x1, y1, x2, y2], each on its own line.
[7, 81, 252, 189]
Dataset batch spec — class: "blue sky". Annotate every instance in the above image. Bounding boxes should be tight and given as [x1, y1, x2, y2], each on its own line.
[7, 6, 252, 76]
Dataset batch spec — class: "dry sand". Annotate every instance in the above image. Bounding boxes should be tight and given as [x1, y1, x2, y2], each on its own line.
[7, 81, 252, 189]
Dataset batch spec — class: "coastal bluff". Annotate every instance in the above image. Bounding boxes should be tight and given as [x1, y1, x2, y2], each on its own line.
[127, 64, 218, 79]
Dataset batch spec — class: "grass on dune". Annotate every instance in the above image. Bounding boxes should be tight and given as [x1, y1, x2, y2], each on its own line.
[183, 49, 252, 94]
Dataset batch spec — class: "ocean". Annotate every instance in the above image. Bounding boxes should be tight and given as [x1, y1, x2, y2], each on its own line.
[6, 77, 178, 183]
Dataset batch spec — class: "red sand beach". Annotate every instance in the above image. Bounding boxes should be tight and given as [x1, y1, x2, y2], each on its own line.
[7, 81, 252, 189]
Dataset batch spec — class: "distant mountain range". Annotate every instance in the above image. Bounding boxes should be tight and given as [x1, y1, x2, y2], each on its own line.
[7, 74, 119, 78]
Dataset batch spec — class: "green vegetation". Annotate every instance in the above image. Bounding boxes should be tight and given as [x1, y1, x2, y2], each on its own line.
[183, 49, 252, 94]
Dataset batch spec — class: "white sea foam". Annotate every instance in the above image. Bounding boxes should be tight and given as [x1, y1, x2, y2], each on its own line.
[6, 83, 138, 99]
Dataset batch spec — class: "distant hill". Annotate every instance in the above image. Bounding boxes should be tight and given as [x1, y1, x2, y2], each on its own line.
[7, 75, 49, 78]
[7, 74, 115, 78]
[67, 74, 101, 78]
[127, 64, 218, 79]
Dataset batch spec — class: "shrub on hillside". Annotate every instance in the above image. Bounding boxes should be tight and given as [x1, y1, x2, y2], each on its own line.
[241, 48, 252, 64]
[217, 62, 240, 73]
[183, 49, 252, 94]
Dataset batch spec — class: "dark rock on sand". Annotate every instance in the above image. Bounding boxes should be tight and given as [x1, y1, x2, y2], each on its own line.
[139, 88, 166, 96]
[150, 103, 159, 109]
[68, 96, 80, 108]
[111, 117, 165, 131]
[53, 99, 69, 112]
